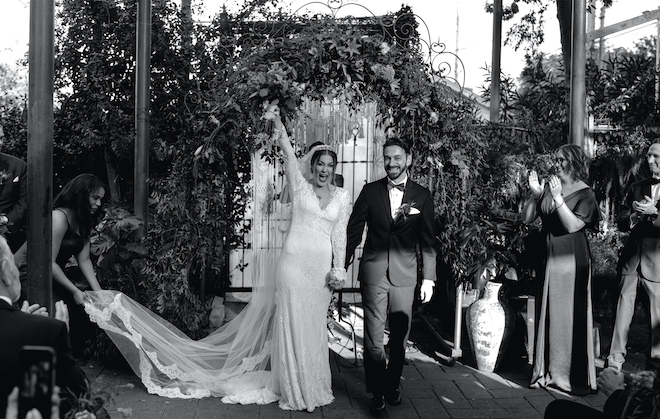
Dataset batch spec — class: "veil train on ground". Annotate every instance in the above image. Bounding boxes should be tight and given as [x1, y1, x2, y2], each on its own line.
[83, 149, 287, 401]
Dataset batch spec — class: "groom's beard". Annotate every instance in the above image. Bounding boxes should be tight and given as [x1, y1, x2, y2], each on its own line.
[386, 165, 408, 181]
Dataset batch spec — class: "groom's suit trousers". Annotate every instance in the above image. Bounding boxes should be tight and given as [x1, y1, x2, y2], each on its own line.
[361, 274, 415, 395]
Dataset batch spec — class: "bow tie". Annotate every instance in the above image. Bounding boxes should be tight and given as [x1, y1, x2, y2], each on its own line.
[388, 182, 405, 192]
[652, 177, 660, 185]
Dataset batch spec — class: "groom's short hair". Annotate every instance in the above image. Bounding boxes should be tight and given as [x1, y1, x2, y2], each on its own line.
[383, 137, 411, 155]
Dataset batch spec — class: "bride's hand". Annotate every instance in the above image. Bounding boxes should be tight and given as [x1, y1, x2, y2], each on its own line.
[326, 268, 346, 291]
[528, 170, 545, 199]
[262, 104, 283, 129]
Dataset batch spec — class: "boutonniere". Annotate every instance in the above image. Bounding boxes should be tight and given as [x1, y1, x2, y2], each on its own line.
[394, 201, 419, 221]
[0, 170, 12, 185]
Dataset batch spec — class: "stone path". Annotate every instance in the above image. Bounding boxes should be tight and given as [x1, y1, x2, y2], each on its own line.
[80, 299, 651, 419]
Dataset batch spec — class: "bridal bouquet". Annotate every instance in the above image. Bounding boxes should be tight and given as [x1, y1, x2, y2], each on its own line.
[247, 63, 306, 152]
[326, 267, 346, 291]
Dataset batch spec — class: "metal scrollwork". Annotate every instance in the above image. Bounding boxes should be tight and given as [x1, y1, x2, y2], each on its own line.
[186, 1, 466, 119]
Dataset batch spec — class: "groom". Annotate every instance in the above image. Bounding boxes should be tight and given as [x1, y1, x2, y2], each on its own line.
[346, 137, 436, 413]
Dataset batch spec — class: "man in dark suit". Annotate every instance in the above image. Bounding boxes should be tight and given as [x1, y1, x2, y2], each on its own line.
[0, 125, 27, 252]
[0, 235, 87, 418]
[608, 141, 660, 372]
[346, 137, 436, 413]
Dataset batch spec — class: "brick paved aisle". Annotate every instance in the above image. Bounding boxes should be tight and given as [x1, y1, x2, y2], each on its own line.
[80, 300, 646, 419]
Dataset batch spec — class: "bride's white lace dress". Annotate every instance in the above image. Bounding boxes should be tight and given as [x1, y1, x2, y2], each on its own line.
[83, 130, 351, 412]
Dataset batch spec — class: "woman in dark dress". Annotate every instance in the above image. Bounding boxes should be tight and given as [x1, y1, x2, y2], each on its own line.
[15, 174, 106, 354]
[522, 144, 600, 395]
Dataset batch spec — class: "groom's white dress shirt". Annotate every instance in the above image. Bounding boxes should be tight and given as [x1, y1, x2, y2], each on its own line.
[388, 177, 407, 219]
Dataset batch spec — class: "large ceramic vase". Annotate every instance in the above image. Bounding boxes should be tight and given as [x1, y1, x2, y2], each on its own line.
[465, 281, 512, 372]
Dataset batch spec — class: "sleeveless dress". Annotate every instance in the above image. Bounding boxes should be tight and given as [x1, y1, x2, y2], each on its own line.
[83, 133, 351, 412]
[12, 208, 92, 356]
[530, 186, 600, 395]
[52, 208, 85, 300]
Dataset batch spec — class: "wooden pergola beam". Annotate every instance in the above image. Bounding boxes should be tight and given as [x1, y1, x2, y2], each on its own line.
[586, 8, 660, 43]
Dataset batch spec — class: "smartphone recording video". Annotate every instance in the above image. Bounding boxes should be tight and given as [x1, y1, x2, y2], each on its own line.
[18, 345, 55, 419]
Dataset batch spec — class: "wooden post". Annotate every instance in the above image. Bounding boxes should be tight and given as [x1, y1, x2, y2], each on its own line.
[587, 0, 595, 60]
[597, 6, 606, 69]
[27, 0, 54, 313]
[570, 0, 587, 147]
[490, 0, 502, 123]
[655, 19, 660, 106]
[135, 0, 151, 238]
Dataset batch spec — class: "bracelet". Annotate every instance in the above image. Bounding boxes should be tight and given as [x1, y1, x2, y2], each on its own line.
[556, 200, 565, 209]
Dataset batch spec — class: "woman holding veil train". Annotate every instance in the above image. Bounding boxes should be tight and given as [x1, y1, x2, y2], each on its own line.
[83, 105, 351, 412]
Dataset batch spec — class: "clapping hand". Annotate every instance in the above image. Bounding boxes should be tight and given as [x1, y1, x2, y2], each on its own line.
[55, 300, 70, 332]
[631, 370, 656, 389]
[528, 171, 545, 199]
[20, 301, 48, 317]
[548, 175, 562, 200]
[632, 195, 658, 215]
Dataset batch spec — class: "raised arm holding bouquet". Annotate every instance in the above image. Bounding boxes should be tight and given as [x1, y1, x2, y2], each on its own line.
[80, 104, 352, 413]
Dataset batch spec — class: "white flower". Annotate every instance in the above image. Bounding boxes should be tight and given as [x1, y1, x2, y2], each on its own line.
[380, 42, 390, 55]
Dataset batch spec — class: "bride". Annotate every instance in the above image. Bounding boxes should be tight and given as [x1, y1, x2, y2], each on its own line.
[83, 106, 352, 412]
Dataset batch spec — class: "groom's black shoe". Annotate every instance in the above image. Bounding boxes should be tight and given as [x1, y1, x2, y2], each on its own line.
[369, 394, 386, 412]
[385, 389, 402, 406]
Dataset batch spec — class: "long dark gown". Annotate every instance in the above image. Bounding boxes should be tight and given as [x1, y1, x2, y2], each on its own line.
[14, 208, 92, 356]
[530, 186, 600, 395]
[52, 208, 93, 357]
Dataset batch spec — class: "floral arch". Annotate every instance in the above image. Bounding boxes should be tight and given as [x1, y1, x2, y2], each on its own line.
[189, 1, 472, 292]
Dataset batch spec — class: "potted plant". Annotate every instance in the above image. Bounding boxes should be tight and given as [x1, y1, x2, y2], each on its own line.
[458, 209, 540, 371]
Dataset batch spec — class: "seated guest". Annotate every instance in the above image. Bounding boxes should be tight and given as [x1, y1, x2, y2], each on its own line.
[0, 235, 87, 418]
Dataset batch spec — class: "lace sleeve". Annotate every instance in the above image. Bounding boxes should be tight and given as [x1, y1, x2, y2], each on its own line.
[274, 128, 304, 191]
[330, 189, 350, 282]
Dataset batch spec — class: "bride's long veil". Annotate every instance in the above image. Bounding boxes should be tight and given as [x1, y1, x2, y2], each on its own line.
[84, 150, 286, 400]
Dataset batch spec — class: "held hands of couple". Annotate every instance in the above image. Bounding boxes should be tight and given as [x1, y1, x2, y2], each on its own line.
[326, 268, 346, 291]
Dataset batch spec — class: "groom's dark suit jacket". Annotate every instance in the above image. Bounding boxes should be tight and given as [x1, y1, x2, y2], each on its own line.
[346, 177, 436, 285]
[0, 152, 27, 248]
[0, 300, 87, 418]
[618, 177, 660, 282]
